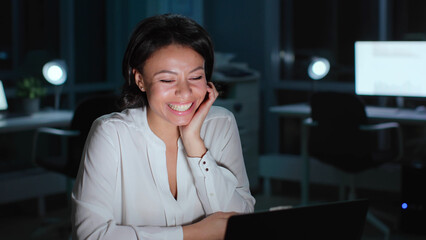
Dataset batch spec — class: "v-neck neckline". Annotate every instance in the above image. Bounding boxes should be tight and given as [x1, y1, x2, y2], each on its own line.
[141, 107, 185, 203]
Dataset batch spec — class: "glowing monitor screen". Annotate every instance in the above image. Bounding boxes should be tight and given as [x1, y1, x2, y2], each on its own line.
[0, 80, 8, 111]
[355, 41, 426, 97]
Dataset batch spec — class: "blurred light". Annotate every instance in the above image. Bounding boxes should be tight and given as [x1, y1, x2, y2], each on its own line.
[0, 51, 8, 60]
[42, 60, 67, 86]
[280, 50, 295, 63]
[46, 66, 63, 81]
[402, 203, 408, 209]
[308, 57, 330, 80]
[0, 81, 8, 111]
[42, 59, 67, 109]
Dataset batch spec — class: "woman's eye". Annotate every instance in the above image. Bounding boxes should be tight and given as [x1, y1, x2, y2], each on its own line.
[190, 76, 203, 80]
[160, 79, 174, 83]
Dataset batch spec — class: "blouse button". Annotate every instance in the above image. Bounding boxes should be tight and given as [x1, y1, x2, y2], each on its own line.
[203, 161, 206, 165]
[205, 168, 209, 172]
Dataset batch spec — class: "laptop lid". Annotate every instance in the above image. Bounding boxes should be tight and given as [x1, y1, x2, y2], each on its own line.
[0, 80, 8, 111]
[225, 199, 369, 240]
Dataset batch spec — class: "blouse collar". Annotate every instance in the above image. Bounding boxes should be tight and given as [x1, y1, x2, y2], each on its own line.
[131, 106, 183, 150]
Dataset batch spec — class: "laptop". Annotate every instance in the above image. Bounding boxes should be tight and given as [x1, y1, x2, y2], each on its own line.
[225, 199, 369, 240]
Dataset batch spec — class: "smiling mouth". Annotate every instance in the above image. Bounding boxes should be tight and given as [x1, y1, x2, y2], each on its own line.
[168, 103, 193, 112]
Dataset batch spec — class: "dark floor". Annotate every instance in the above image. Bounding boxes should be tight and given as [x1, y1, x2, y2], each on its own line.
[0, 194, 71, 240]
[0, 181, 425, 240]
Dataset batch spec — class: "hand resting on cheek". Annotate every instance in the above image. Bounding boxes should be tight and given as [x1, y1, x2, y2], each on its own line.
[179, 81, 218, 158]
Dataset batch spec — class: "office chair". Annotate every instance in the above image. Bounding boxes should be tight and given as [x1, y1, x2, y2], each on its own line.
[32, 94, 120, 179]
[30, 93, 120, 238]
[304, 91, 403, 240]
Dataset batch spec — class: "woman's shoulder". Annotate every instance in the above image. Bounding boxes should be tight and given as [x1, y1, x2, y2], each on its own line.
[93, 108, 144, 130]
[205, 105, 235, 122]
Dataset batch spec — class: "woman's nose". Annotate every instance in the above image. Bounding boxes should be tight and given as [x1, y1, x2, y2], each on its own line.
[175, 80, 192, 98]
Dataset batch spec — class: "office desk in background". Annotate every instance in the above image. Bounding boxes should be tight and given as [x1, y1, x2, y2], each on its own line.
[267, 103, 426, 205]
[0, 110, 73, 133]
[0, 110, 73, 212]
[270, 102, 426, 124]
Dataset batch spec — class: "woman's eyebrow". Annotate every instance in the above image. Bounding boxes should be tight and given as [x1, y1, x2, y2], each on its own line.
[153, 70, 177, 76]
[189, 66, 204, 73]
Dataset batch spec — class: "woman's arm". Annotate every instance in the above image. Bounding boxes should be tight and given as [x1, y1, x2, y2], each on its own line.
[185, 107, 256, 214]
[179, 82, 255, 214]
[182, 212, 237, 240]
[72, 118, 183, 240]
[179, 82, 217, 157]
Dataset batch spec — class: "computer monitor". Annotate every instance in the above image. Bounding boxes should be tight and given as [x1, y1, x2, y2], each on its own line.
[0, 80, 8, 111]
[355, 41, 426, 98]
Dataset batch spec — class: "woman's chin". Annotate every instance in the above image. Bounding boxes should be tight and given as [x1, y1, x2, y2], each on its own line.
[167, 106, 198, 127]
[169, 117, 192, 127]
[175, 120, 191, 127]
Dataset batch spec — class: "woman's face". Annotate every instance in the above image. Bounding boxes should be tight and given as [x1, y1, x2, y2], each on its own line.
[134, 44, 207, 127]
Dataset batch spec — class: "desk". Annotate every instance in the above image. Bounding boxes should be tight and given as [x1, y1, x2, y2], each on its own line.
[269, 103, 424, 205]
[270, 103, 426, 124]
[0, 110, 73, 209]
[0, 110, 73, 133]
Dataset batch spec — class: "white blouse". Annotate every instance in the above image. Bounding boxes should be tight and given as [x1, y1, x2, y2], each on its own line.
[71, 105, 255, 240]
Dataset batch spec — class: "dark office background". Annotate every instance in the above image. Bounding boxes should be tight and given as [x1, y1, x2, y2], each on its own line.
[1, 0, 426, 110]
[1, 0, 426, 184]
[2, 0, 426, 149]
[1, 0, 426, 239]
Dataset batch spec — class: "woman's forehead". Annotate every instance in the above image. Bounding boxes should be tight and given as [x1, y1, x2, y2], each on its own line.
[142, 45, 205, 74]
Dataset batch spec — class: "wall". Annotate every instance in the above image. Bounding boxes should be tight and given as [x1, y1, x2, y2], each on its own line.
[203, 0, 265, 76]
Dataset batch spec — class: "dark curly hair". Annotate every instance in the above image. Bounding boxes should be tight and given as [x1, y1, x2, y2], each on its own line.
[119, 14, 214, 109]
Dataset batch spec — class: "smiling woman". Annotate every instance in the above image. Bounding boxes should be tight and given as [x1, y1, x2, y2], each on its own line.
[71, 14, 255, 240]
[134, 44, 208, 129]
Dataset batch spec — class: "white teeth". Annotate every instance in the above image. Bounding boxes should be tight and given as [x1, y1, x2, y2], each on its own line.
[168, 103, 192, 112]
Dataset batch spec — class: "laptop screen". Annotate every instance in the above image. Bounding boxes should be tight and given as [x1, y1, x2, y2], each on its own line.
[225, 199, 369, 240]
[0, 80, 8, 111]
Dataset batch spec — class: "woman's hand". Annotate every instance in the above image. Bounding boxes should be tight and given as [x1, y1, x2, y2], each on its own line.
[183, 211, 237, 240]
[179, 82, 218, 157]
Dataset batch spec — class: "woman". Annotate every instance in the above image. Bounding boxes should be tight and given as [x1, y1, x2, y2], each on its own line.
[72, 14, 255, 240]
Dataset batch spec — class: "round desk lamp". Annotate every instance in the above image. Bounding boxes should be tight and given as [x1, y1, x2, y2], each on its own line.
[42, 60, 67, 109]
[307, 57, 330, 92]
[308, 57, 330, 80]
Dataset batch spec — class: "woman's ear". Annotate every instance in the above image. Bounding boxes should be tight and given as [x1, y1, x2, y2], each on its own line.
[133, 69, 145, 92]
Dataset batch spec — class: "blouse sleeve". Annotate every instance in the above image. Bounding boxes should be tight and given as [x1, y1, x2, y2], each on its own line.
[186, 108, 256, 214]
[72, 118, 183, 240]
